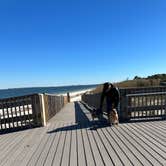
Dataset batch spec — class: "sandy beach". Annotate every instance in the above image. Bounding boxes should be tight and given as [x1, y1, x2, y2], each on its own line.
[61, 88, 94, 102]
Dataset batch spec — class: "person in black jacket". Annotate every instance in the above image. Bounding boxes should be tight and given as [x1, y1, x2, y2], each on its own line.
[99, 82, 120, 123]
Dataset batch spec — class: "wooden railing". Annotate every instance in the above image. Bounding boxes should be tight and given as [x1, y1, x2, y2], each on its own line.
[0, 94, 42, 131]
[120, 86, 166, 121]
[82, 86, 166, 122]
[43, 94, 65, 122]
[127, 92, 166, 120]
[82, 93, 101, 109]
[0, 93, 68, 131]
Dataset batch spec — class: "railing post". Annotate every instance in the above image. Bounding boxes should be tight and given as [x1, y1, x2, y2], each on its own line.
[67, 92, 70, 103]
[126, 95, 129, 120]
[39, 94, 47, 126]
[31, 94, 42, 126]
[164, 95, 166, 119]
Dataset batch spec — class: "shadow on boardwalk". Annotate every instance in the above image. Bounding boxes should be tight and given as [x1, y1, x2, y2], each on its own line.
[47, 102, 110, 133]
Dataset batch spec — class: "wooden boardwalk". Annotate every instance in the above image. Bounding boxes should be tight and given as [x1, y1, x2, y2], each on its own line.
[0, 102, 166, 166]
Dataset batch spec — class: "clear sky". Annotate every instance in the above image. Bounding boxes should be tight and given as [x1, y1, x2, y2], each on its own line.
[0, 0, 166, 88]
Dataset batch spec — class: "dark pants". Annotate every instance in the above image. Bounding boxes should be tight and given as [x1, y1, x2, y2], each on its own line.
[106, 97, 118, 116]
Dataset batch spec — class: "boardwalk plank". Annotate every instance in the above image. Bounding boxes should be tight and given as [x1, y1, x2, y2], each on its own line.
[51, 123, 67, 166]
[133, 122, 166, 141]
[0, 130, 29, 164]
[77, 124, 87, 166]
[92, 126, 114, 166]
[26, 122, 57, 166]
[116, 125, 154, 166]
[0, 131, 19, 145]
[97, 126, 123, 166]
[86, 125, 105, 166]
[61, 123, 72, 166]
[102, 126, 132, 166]
[12, 127, 46, 166]
[144, 121, 166, 135]
[115, 125, 154, 166]
[110, 126, 142, 166]
[155, 121, 166, 128]
[81, 124, 96, 166]
[122, 124, 166, 165]
[131, 123, 166, 151]
[121, 124, 164, 165]
[0, 102, 166, 166]
[3, 129, 37, 166]
[35, 123, 60, 166]
[0, 132, 21, 154]
[69, 123, 78, 166]
[44, 123, 63, 166]
[110, 126, 145, 166]
[19, 123, 54, 166]
[126, 123, 166, 156]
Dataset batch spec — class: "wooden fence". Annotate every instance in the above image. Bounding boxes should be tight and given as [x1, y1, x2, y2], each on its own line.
[82, 93, 101, 109]
[127, 92, 166, 120]
[0, 93, 68, 131]
[120, 86, 166, 121]
[0, 94, 42, 131]
[43, 94, 65, 123]
[82, 86, 166, 122]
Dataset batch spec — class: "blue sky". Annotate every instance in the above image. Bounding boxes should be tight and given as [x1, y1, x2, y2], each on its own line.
[0, 0, 166, 88]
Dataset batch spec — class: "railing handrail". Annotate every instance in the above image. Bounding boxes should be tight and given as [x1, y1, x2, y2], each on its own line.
[119, 86, 165, 90]
[126, 91, 166, 97]
[0, 92, 68, 131]
[82, 86, 166, 122]
[43, 93, 64, 97]
[0, 93, 39, 102]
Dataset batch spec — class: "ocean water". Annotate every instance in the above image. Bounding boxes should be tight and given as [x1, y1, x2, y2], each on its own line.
[0, 84, 98, 99]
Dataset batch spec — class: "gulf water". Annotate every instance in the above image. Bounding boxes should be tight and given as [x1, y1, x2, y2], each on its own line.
[0, 84, 98, 99]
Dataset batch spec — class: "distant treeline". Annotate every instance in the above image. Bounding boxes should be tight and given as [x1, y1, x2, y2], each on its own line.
[91, 74, 166, 94]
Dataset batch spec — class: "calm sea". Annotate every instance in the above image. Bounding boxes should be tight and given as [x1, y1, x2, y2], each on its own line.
[0, 84, 98, 99]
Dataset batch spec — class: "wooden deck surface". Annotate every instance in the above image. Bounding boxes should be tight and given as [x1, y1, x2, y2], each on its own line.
[0, 102, 166, 166]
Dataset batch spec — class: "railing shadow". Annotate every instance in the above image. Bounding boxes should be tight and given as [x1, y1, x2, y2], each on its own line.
[47, 102, 109, 134]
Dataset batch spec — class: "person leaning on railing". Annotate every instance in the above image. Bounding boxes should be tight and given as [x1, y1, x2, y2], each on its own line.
[99, 82, 120, 123]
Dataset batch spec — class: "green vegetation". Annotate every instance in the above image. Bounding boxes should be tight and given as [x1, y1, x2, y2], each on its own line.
[146, 74, 166, 82]
[92, 74, 166, 93]
[115, 78, 160, 88]
[116, 73, 166, 87]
